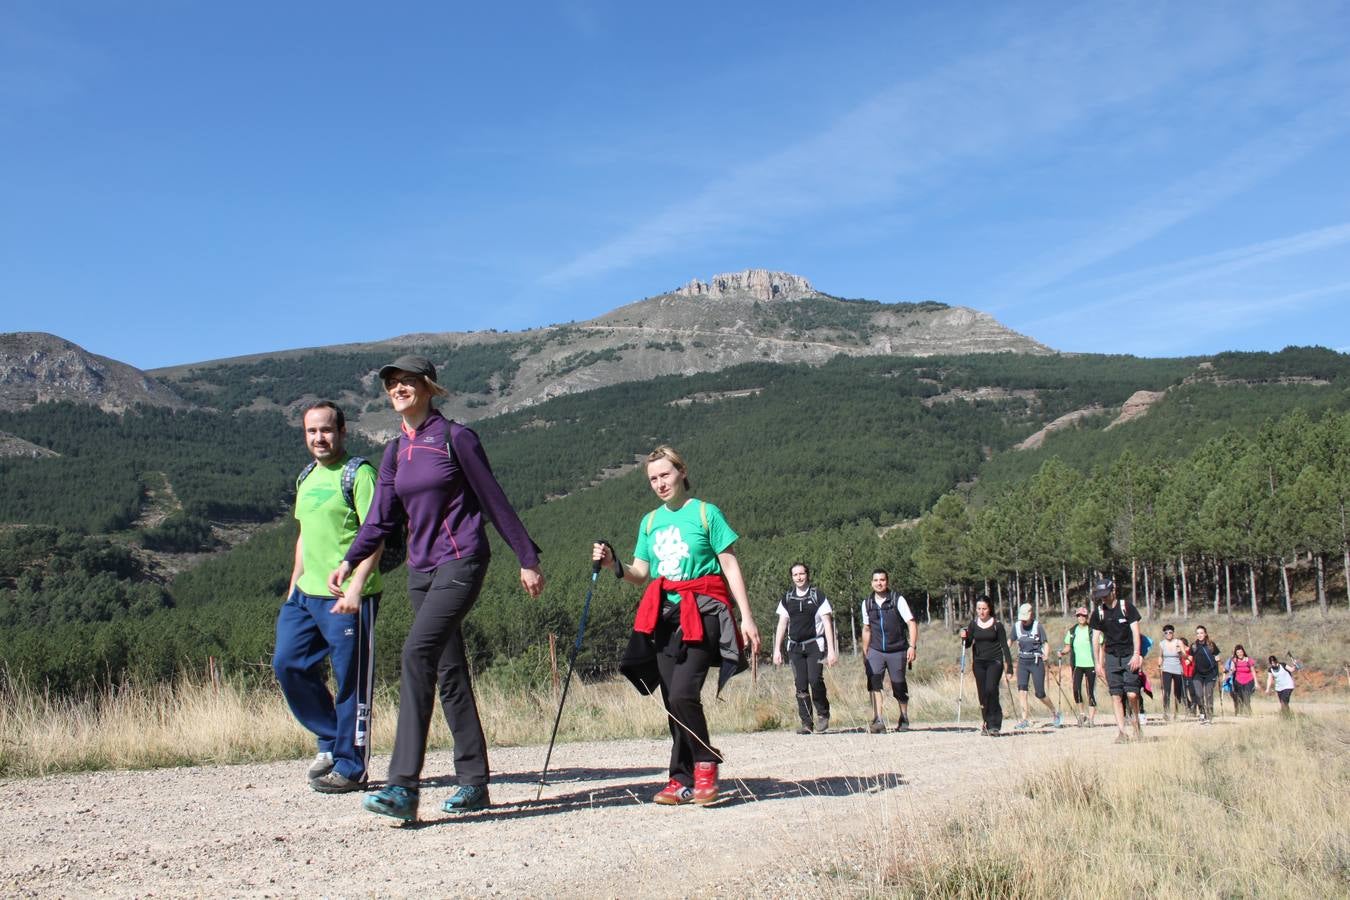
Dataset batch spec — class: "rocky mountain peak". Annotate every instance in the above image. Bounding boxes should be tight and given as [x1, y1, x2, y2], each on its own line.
[0, 332, 186, 412]
[673, 269, 815, 302]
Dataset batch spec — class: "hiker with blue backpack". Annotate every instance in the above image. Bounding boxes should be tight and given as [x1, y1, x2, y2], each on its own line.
[1088, 578, 1143, 743]
[593, 445, 761, 806]
[1009, 603, 1062, 729]
[274, 401, 383, 794]
[329, 355, 546, 822]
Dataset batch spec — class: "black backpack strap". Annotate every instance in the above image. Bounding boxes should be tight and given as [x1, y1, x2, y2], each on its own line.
[341, 456, 369, 518]
[296, 460, 318, 489]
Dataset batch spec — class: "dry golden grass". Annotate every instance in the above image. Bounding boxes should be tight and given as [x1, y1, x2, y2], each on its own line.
[3, 611, 1344, 779]
[0, 658, 972, 778]
[869, 709, 1350, 899]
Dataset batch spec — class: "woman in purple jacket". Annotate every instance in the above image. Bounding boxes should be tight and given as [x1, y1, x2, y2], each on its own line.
[328, 354, 545, 822]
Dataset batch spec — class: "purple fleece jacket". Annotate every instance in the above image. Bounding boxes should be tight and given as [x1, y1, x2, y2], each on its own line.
[344, 410, 541, 573]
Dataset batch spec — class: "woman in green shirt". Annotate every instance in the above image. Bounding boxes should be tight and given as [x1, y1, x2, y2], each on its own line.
[593, 446, 761, 806]
[1056, 606, 1098, 727]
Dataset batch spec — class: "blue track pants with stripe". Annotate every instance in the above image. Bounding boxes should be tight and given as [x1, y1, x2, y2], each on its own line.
[273, 588, 379, 781]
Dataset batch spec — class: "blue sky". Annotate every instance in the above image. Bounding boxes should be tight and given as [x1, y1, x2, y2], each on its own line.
[3, 1, 1349, 368]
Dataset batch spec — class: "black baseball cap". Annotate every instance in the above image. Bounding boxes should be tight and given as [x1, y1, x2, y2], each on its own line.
[1091, 578, 1116, 599]
[379, 354, 437, 383]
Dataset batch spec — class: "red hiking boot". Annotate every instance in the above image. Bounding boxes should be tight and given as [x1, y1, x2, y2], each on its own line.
[693, 761, 719, 805]
[652, 779, 693, 805]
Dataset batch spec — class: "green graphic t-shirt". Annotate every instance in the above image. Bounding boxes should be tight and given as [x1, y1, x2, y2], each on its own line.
[634, 499, 737, 603]
[294, 457, 382, 597]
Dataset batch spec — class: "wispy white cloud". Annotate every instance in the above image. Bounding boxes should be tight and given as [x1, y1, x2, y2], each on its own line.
[1093, 280, 1350, 356]
[1018, 220, 1350, 334]
[994, 96, 1350, 302]
[539, 5, 1330, 286]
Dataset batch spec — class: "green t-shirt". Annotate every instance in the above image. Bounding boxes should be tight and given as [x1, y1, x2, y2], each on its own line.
[1063, 623, 1097, 668]
[294, 456, 381, 597]
[634, 499, 737, 603]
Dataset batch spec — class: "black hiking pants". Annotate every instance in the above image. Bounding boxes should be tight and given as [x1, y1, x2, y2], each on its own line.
[972, 658, 1004, 732]
[1192, 674, 1217, 719]
[655, 602, 721, 787]
[787, 640, 829, 725]
[388, 554, 490, 790]
[1161, 671, 1186, 716]
[1071, 665, 1097, 707]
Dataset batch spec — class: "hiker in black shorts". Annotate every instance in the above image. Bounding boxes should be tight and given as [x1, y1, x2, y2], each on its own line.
[1009, 603, 1062, 729]
[1089, 578, 1143, 742]
[861, 570, 917, 733]
[772, 563, 838, 734]
[960, 595, 1014, 736]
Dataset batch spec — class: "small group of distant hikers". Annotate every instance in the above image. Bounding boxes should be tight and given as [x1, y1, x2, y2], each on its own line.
[955, 582, 1300, 742]
[271, 354, 1301, 823]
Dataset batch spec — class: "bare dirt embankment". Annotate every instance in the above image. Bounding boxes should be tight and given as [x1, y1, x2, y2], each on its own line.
[0, 719, 1218, 898]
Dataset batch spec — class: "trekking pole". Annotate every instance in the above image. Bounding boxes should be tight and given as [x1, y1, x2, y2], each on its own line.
[1054, 659, 1071, 715]
[955, 643, 967, 725]
[535, 548, 604, 801]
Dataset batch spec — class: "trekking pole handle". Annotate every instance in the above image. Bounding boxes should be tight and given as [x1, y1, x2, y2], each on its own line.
[595, 538, 621, 578]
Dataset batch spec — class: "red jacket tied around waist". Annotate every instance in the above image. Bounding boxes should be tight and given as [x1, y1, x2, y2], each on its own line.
[634, 575, 743, 650]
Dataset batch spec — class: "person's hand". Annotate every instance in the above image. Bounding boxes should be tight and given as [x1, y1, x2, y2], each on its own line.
[959, 628, 968, 640]
[1004, 671, 1013, 682]
[327, 562, 352, 597]
[1129, 653, 1142, 673]
[1096, 665, 1107, 681]
[591, 542, 611, 566]
[906, 647, 916, 664]
[331, 592, 359, 615]
[1057, 648, 1066, 657]
[520, 566, 545, 598]
[826, 651, 838, 667]
[740, 619, 761, 656]
[772, 650, 783, 666]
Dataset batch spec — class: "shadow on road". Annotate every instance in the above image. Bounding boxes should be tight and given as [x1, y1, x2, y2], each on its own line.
[398, 771, 907, 828]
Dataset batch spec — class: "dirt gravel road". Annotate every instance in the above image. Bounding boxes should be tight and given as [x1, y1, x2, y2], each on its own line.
[2, 719, 1160, 897]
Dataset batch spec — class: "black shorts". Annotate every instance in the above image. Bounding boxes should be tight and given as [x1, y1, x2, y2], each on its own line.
[1104, 652, 1141, 697]
[864, 648, 908, 699]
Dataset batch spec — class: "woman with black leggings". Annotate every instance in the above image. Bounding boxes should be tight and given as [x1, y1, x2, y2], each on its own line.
[961, 596, 1014, 736]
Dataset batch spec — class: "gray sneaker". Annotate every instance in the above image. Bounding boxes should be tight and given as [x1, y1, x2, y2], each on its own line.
[311, 770, 366, 794]
[814, 715, 829, 733]
[867, 718, 886, 734]
[307, 751, 334, 780]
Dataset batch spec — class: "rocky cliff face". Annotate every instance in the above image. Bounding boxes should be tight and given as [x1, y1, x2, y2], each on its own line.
[674, 270, 815, 301]
[0, 333, 187, 412]
[141, 270, 1052, 432]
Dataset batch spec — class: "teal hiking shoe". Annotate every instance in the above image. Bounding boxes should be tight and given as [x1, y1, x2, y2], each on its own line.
[363, 785, 418, 821]
[1052, 712, 1063, 728]
[442, 784, 490, 813]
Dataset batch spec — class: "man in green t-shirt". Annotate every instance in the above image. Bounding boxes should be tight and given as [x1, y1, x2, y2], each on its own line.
[272, 402, 382, 794]
[1056, 606, 1099, 727]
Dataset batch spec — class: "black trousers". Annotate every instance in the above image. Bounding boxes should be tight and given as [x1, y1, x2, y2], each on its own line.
[1192, 674, 1217, 719]
[655, 603, 721, 787]
[1161, 671, 1186, 715]
[972, 658, 1004, 732]
[787, 641, 829, 724]
[388, 555, 490, 790]
[1072, 665, 1097, 707]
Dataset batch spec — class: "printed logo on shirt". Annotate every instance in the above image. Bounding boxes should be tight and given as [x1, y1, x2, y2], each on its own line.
[301, 486, 340, 512]
[651, 525, 690, 579]
[423, 435, 436, 443]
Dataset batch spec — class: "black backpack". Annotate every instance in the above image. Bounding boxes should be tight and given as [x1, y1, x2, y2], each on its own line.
[296, 449, 406, 574]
